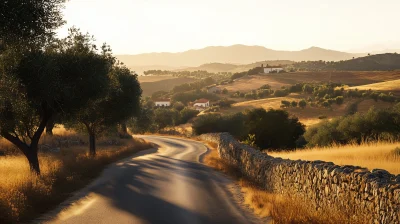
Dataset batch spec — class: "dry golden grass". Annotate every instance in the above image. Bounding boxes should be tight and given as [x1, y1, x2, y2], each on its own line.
[202, 143, 359, 224]
[0, 133, 152, 223]
[270, 142, 400, 175]
[348, 79, 400, 95]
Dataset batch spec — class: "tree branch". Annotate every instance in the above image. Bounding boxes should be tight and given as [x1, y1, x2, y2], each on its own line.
[2, 131, 29, 154]
[31, 104, 52, 147]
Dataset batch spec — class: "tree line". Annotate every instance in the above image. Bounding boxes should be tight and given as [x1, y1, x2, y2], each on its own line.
[287, 53, 400, 71]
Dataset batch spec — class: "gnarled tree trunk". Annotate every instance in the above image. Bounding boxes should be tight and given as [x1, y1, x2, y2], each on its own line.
[2, 112, 50, 175]
[25, 145, 40, 174]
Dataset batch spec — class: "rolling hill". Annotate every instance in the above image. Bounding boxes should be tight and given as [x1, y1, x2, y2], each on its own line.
[290, 53, 400, 71]
[175, 60, 294, 73]
[116, 45, 365, 69]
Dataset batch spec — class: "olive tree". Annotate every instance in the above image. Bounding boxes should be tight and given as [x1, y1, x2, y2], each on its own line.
[0, 29, 113, 174]
[71, 65, 142, 156]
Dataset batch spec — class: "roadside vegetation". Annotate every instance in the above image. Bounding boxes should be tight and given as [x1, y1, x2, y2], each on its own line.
[0, 131, 152, 223]
[0, 1, 149, 223]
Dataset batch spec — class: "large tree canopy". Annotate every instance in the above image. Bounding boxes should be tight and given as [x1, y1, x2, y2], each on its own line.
[0, 0, 65, 47]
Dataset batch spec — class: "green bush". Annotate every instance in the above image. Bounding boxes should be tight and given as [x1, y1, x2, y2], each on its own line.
[274, 89, 289, 97]
[192, 113, 247, 137]
[215, 99, 235, 108]
[193, 108, 305, 150]
[178, 108, 199, 124]
[281, 100, 291, 108]
[291, 101, 298, 107]
[305, 104, 400, 147]
[299, 99, 307, 109]
[335, 96, 344, 105]
[244, 108, 305, 150]
[259, 84, 271, 90]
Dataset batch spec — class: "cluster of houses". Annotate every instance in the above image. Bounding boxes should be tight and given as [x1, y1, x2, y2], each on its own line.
[154, 98, 210, 111]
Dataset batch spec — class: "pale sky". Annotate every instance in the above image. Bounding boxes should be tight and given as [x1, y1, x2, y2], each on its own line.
[57, 0, 400, 54]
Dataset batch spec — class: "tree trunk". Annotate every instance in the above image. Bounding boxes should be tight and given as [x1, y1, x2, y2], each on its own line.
[89, 132, 96, 157]
[26, 146, 40, 175]
[119, 122, 129, 138]
[121, 122, 128, 135]
[46, 118, 55, 136]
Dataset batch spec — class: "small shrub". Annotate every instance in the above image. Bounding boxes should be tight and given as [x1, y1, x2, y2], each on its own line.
[281, 100, 291, 108]
[392, 147, 400, 157]
[299, 99, 307, 109]
[335, 96, 344, 105]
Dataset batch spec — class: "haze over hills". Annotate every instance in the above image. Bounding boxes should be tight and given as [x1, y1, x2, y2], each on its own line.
[174, 60, 295, 73]
[116, 45, 367, 72]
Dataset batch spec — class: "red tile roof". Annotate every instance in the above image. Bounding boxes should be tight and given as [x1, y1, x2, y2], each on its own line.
[193, 98, 209, 103]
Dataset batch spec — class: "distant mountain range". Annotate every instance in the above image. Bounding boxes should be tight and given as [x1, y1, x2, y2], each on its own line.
[116, 45, 369, 73]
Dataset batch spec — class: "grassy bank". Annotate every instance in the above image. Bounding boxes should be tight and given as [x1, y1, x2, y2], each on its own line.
[0, 135, 152, 223]
[203, 142, 362, 224]
[270, 142, 400, 175]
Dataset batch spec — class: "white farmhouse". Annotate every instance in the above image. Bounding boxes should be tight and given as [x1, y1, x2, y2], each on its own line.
[193, 99, 210, 108]
[154, 99, 171, 107]
[263, 67, 283, 73]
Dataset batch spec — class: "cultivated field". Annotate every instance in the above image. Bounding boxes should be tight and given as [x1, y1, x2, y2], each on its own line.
[0, 130, 152, 223]
[138, 75, 178, 83]
[270, 142, 400, 175]
[139, 76, 197, 96]
[223, 96, 395, 126]
[221, 71, 400, 93]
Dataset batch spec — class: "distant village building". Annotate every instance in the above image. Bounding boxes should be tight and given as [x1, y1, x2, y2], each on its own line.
[154, 99, 171, 107]
[263, 67, 283, 73]
[261, 64, 284, 74]
[192, 99, 210, 111]
[206, 85, 221, 93]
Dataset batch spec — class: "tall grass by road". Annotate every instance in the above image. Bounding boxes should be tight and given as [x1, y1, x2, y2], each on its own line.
[270, 142, 400, 175]
[0, 134, 152, 223]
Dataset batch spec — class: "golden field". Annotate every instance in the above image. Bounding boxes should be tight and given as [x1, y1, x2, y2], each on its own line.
[138, 76, 197, 96]
[348, 79, 400, 95]
[0, 132, 152, 223]
[270, 142, 400, 175]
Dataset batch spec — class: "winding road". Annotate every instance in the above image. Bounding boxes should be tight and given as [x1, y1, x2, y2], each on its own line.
[42, 135, 263, 224]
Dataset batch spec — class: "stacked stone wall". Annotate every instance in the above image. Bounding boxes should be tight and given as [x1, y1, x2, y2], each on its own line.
[200, 133, 400, 223]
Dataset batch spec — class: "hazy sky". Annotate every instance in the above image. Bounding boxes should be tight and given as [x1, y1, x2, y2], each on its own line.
[57, 0, 400, 54]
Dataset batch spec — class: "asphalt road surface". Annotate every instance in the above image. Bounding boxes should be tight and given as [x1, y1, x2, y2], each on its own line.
[43, 135, 262, 224]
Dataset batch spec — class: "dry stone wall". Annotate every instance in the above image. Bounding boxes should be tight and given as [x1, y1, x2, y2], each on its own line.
[200, 133, 400, 223]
